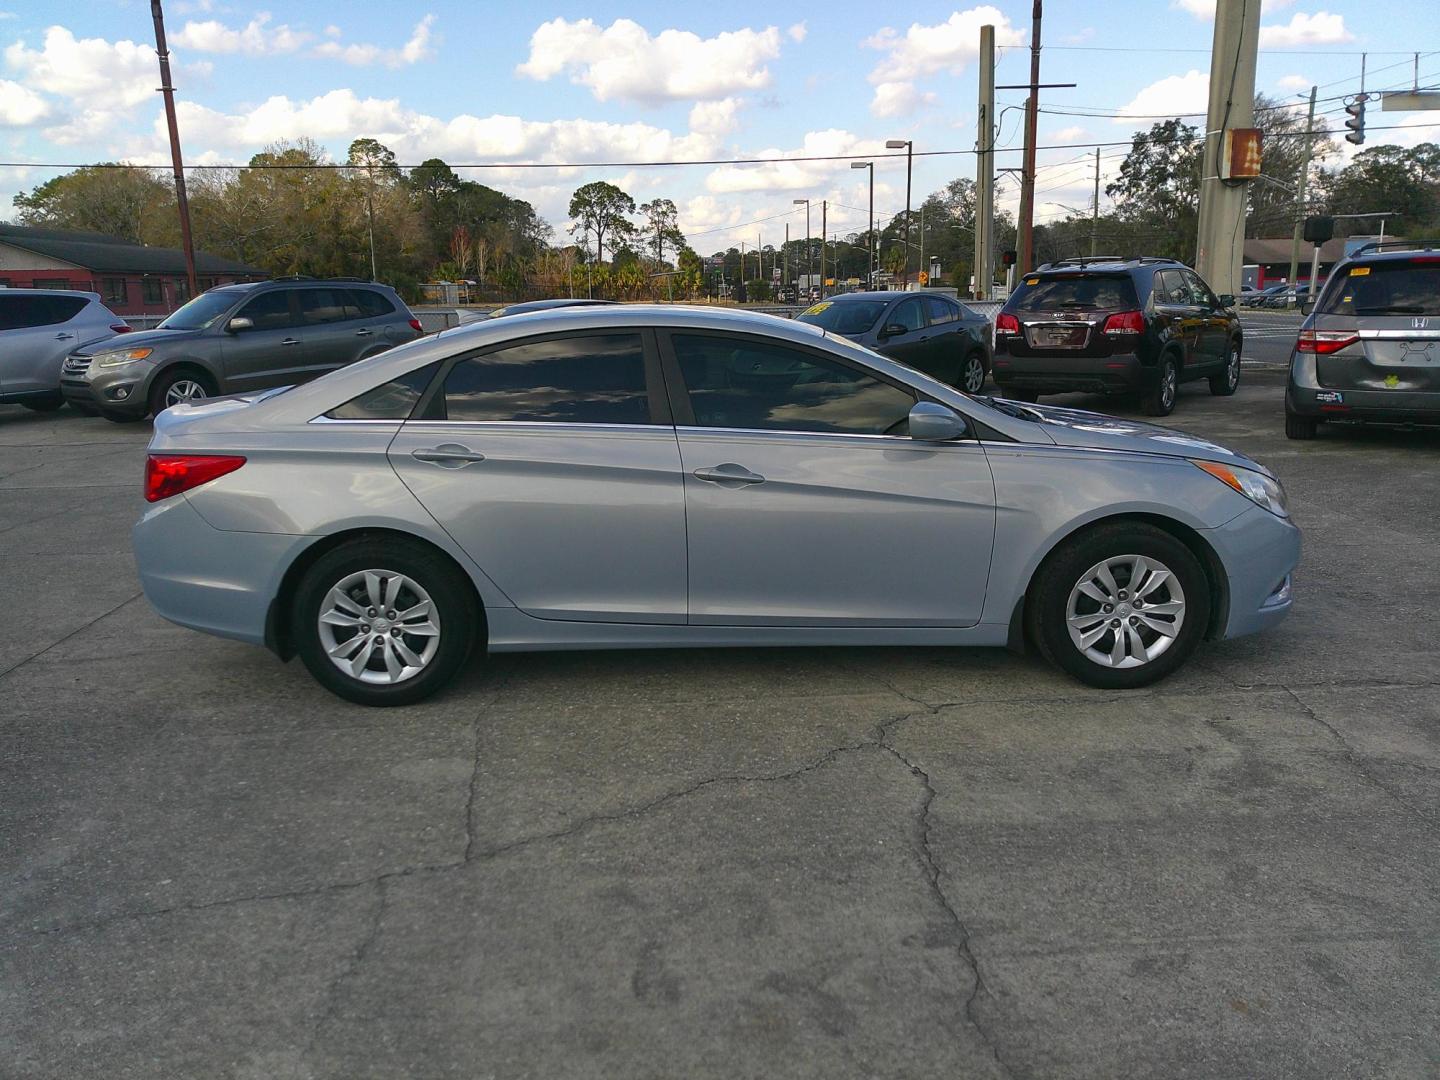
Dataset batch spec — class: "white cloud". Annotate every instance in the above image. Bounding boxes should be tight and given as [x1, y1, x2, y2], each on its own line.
[689, 97, 743, 136]
[869, 81, 937, 118]
[1050, 125, 1089, 142]
[0, 79, 48, 126]
[1174, 0, 1293, 15]
[1277, 73, 1312, 92]
[4, 26, 156, 109]
[312, 15, 436, 67]
[787, 23, 807, 43]
[173, 13, 310, 55]
[1259, 11, 1353, 47]
[705, 129, 886, 195]
[516, 17, 785, 104]
[1113, 70, 1211, 124]
[863, 7, 1024, 118]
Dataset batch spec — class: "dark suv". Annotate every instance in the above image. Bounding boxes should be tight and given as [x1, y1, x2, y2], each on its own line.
[991, 257, 1243, 416]
[1285, 241, 1440, 439]
[61, 278, 422, 421]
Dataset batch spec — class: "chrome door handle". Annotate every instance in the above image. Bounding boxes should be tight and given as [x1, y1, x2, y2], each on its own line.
[355, 328, 374, 336]
[412, 444, 487, 468]
[281, 337, 300, 345]
[693, 463, 764, 486]
[55, 333, 74, 340]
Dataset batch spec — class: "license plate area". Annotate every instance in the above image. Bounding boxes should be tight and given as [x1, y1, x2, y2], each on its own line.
[1025, 323, 1090, 349]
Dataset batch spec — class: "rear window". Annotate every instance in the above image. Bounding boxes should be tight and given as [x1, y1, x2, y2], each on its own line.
[1009, 274, 1138, 312]
[351, 289, 396, 318]
[1320, 260, 1440, 317]
[796, 299, 889, 335]
[0, 294, 88, 330]
[327, 362, 440, 420]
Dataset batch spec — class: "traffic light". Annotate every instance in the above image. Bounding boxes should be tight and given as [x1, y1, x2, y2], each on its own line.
[1344, 94, 1367, 146]
[1001, 249, 1017, 267]
[1303, 216, 1335, 244]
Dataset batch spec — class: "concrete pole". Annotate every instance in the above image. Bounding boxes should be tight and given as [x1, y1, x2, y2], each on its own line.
[1195, 0, 1262, 294]
[1017, 0, 1043, 272]
[1090, 148, 1101, 257]
[975, 24, 995, 299]
[784, 222, 790, 291]
[1287, 86, 1318, 288]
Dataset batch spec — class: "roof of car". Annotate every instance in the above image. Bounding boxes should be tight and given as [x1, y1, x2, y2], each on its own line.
[822, 290, 931, 301]
[495, 298, 619, 313]
[1340, 242, 1440, 264]
[1033, 257, 1182, 274]
[0, 288, 102, 302]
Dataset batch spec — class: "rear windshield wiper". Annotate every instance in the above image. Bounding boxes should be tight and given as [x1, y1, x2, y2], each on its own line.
[1353, 305, 1428, 314]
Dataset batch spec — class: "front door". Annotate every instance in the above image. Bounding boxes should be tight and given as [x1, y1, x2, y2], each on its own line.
[877, 296, 932, 374]
[220, 290, 310, 389]
[660, 330, 997, 627]
[388, 330, 688, 623]
[1181, 269, 1229, 368]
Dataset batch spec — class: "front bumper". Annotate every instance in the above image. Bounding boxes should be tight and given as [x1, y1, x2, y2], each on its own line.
[134, 495, 312, 645]
[1206, 504, 1301, 640]
[992, 351, 1152, 394]
[61, 357, 154, 417]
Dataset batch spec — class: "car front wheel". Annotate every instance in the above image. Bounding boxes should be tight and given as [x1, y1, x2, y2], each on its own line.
[293, 538, 480, 706]
[148, 368, 216, 417]
[1029, 522, 1210, 689]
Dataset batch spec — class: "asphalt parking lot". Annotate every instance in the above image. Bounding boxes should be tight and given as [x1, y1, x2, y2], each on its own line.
[4, 318, 1438, 1078]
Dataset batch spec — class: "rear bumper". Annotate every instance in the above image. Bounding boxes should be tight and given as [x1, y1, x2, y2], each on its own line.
[992, 351, 1152, 394]
[1287, 383, 1440, 424]
[1206, 505, 1301, 640]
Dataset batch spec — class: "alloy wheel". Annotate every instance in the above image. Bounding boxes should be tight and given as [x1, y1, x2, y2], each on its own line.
[317, 569, 441, 685]
[1066, 554, 1186, 669]
[1161, 364, 1178, 410]
[1226, 349, 1240, 390]
[963, 354, 986, 394]
[165, 379, 209, 408]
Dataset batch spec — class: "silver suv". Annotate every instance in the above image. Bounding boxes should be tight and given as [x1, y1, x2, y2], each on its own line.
[61, 279, 422, 421]
[0, 290, 128, 413]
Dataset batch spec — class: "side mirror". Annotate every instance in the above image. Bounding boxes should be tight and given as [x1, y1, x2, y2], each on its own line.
[883, 323, 908, 338]
[1217, 294, 1236, 308]
[908, 401, 968, 442]
[226, 316, 253, 334]
[1299, 298, 1316, 315]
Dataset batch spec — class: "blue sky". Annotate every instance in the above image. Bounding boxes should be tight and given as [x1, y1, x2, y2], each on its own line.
[1, 0, 1436, 251]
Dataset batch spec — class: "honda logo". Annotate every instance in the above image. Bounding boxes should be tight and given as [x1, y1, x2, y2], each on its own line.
[1413, 317, 1430, 329]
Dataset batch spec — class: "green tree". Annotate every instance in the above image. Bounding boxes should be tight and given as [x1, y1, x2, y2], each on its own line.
[13, 165, 173, 243]
[568, 181, 636, 263]
[1319, 143, 1440, 236]
[638, 197, 686, 264]
[1106, 118, 1203, 261]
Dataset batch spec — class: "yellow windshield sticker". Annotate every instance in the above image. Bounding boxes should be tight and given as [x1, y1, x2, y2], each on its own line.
[1349, 266, 1370, 276]
[1024, 277, 1040, 285]
[1342, 295, 1352, 303]
[804, 302, 832, 315]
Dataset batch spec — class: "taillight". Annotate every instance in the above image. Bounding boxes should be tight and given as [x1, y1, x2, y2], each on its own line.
[1102, 310, 1145, 335]
[110, 322, 133, 333]
[145, 454, 246, 503]
[1296, 329, 1359, 354]
[409, 318, 423, 333]
[994, 313, 1020, 334]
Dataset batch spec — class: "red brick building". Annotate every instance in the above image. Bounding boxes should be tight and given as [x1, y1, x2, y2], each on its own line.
[0, 224, 266, 316]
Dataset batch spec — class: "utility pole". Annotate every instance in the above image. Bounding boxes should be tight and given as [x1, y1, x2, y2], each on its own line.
[1090, 147, 1101, 257]
[150, 0, 197, 300]
[794, 199, 812, 293]
[1195, 0, 1262, 295]
[1018, 0, 1042, 273]
[784, 222, 790, 293]
[975, 24, 995, 299]
[820, 200, 827, 298]
[1287, 85, 1318, 288]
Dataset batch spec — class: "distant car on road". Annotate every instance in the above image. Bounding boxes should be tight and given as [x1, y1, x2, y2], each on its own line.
[1285, 240, 1440, 438]
[0, 290, 129, 414]
[61, 279, 421, 421]
[456, 298, 618, 325]
[1262, 284, 1312, 309]
[795, 290, 992, 393]
[1242, 284, 1288, 308]
[991, 256, 1243, 416]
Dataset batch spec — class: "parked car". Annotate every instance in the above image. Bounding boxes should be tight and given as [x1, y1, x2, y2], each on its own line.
[991, 256, 1243, 416]
[133, 305, 1299, 706]
[60, 279, 422, 421]
[0, 289, 129, 413]
[795, 290, 992, 393]
[1242, 284, 1288, 308]
[1261, 283, 1313, 309]
[1285, 240, 1440, 438]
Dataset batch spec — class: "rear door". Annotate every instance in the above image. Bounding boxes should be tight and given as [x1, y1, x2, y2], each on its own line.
[219, 290, 310, 389]
[922, 295, 964, 384]
[0, 294, 88, 395]
[387, 330, 688, 623]
[297, 288, 366, 372]
[1317, 259, 1440, 395]
[1181, 269, 1228, 368]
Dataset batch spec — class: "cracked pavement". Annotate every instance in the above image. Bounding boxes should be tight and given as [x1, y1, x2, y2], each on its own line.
[2, 366, 1438, 1078]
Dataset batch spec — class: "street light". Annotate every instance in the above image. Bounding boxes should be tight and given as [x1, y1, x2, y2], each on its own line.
[886, 139, 913, 286]
[793, 198, 811, 296]
[850, 160, 875, 286]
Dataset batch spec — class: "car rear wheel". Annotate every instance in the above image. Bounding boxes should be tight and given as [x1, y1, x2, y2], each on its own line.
[1143, 355, 1179, 416]
[1285, 409, 1319, 440]
[149, 368, 215, 418]
[1209, 342, 1241, 396]
[1028, 522, 1210, 689]
[960, 352, 987, 394]
[293, 538, 480, 706]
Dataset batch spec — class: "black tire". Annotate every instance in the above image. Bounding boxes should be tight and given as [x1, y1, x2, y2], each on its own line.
[999, 386, 1039, 403]
[21, 395, 65, 413]
[292, 537, 480, 706]
[1142, 354, 1179, 416]
[148, 367, 216, 418]
[1209, 340, 1241, 396]
[1285, 409, 1319, 440]
[1027, 521, 1211, 690]
[959, 351, 987, 394]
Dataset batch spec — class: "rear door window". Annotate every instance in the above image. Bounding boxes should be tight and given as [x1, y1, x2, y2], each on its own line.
[890, 298, 926, 332]
[327, 362, 440, 420]
[350, 289, 396, 318]
[1321, 260, 1440, 316]
[299, 289, 361, 325]
[1011, 275, 1138, 312]
[924, 296, 957, 325]
[0, 294, 88, 330]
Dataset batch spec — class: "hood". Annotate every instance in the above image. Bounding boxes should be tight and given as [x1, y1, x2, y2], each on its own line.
[78, 326, 197, 353]
[1007, 400, 1266, 472]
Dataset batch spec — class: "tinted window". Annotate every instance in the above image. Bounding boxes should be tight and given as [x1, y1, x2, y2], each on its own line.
[1181, 270, 1219, 307]
[1011, 274, 1138, 311]
[924, 296, 957, 325]
[328, 362, 440, 420]
[1153, 270, 1184, 305]
[0, 295, 87, 330]
[439, 334, 651, 424]
[891, 298, 925, 332]
[795, 299, 888, 335]
[1321, 261, 1440, 317]
[238, 291, 297, 330]
[158, 290, 240, 330]
[672, 333, 915, 436]
[300, 289, 360, 325]
[351, 289, 395, 318]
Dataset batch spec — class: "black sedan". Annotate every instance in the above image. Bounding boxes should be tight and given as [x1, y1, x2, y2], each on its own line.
[795, 291, 991, 392]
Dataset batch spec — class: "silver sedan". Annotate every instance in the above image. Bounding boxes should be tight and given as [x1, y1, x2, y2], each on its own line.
[133, 305, 1300, 706]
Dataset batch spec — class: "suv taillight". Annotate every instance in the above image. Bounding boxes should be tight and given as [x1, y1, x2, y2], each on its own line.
[409, 318, 423, 333]
[1296, 329, 1359, 354]
[145, 454, 246, 503]
[994, 312, 1020, 334]
[1101, 310, 1145, 335]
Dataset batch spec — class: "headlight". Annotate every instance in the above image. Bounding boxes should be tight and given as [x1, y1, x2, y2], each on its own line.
[95, 347, 154, 368]
[1193, 460, 1289, 518]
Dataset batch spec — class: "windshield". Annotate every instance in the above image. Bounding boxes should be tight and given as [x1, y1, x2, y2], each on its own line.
[158, 291, 242, 330]
[1320, 260, 1440, 316]
[1009, 274, 1138, 312]
[796, 299, 889, 335]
